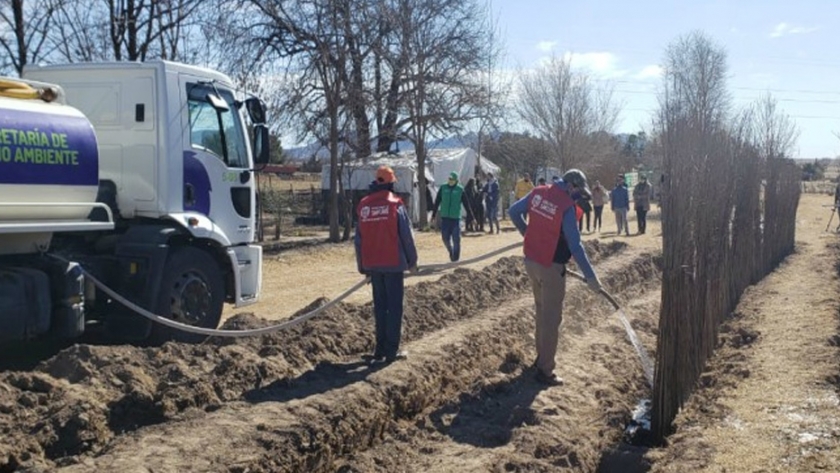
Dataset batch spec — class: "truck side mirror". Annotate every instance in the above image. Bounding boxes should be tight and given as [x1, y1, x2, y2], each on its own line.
[253, 125, 270, 165]
[245, 97, 266, 125]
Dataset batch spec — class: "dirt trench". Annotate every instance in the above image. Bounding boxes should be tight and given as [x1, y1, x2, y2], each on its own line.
[1, 240, 639, 472]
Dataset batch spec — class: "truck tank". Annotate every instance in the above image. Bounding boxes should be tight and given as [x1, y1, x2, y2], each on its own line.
[0, 91, 99, 223]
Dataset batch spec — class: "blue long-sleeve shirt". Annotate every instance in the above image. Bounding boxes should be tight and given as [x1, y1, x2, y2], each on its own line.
[508, 180, 597, 281]
[483, 179, 500, 207]
[610, 184, 629, 210]
[354, 184, 418, 273]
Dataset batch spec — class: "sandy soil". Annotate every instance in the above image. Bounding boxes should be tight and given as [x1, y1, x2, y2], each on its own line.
[230, 211, 662, 320]
[1, 195, 837, 473]
[646, 194, 840, 472]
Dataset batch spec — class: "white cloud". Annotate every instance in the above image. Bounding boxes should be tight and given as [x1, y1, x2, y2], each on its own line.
[770, 22, 820, 38]
[536, 41, 557, 53]
[635, 65, 663, 80]
[562, 51, 627, 78]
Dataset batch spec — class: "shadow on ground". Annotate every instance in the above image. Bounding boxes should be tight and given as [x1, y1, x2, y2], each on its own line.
[429, 363, 547, 448]
[244, 359, 386, 403]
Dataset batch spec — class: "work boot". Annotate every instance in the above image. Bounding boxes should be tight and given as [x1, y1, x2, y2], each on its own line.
[362, 353, 385, 363]
[385, 351, 408, 363]
[535, 371, 563, 386]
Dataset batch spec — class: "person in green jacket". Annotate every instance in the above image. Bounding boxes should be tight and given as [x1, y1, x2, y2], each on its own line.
[431, 172, 474, 262]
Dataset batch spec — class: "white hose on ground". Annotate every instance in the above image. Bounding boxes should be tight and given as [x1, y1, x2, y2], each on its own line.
[84, 269, 371, 338]
[51, 242, 524, 339]
[53, 242, 658, 388]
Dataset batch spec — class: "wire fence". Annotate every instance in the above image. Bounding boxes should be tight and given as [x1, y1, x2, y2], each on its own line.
[256, 174, 325, 241]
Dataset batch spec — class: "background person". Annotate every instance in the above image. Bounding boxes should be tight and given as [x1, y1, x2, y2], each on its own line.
[578, 196, 592, 233]
[633, 174, 652, 234]
[611, 175, 630, 236]
[431, 172, 474, 261]
[591, 180, 608, 233]
[464, 177, 481, 232]
[483, 173, 501, 234]
[508, 169, 603, 386]
[514, 172, 534, 200]
[354, 166, 418, 363]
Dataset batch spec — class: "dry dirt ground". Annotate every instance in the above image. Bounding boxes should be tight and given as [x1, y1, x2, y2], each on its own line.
[0, 195, 837, 473]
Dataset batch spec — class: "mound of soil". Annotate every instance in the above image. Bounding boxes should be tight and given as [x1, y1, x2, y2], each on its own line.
[0, 241, 624, 471]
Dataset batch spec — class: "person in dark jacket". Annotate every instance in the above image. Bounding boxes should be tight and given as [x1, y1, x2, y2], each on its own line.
[578, 196, 592, 233]
[464, 177, 480, 232]
[354, 166, 418, 363]
[483, 173, 500, 234]
[611, 175, 630, 236]
[633, 175, 652, 234]
[509, 169, 603, 386]
[432, 171, 474, 261]
[474, 176, 486, 232]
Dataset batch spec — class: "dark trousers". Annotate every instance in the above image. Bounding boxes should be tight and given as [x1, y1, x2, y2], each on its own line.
[636, 208, 648, 234]
[440, 217, 461, 261]
[593, 205, 604, 230]
[370, 272, 405, 358]
[578, 210, 591, 232]
[486, 202, 499, 233]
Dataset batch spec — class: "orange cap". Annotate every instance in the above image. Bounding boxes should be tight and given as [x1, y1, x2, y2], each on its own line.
[376, 165, 397, 184]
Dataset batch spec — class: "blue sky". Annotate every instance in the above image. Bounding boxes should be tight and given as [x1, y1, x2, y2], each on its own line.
[492, 0, 840, 158]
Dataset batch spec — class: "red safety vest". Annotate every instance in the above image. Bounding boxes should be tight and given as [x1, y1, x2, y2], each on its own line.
[523, 185, 575, 267]
[357, 190, 402, 269]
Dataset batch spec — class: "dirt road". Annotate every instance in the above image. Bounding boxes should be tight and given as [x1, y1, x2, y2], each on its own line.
[1, 195, 837, 472]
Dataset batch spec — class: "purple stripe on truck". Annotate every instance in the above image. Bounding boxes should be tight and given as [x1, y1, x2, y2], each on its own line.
[0, 108, 99, 186]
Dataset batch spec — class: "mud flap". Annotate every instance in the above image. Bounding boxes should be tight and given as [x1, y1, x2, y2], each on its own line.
[105, 225, 177, 340]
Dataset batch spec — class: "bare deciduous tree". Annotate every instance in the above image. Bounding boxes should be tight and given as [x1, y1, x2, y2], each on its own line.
[650, 31, 802, 445]
[395, 0, 492, 227]
[659, 30, 730, 136]
[0, 0, 59, 75]
[48, 0, 206, 63]
[653, 30, 733, 442]
[516, 55, 621, 172]
[224, 0, 496, 232]
[750, 94, 799, 160]
[248, 0, 353, 242]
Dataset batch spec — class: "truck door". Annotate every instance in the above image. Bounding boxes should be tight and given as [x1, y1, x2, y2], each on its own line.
[182, 82, 255, 245]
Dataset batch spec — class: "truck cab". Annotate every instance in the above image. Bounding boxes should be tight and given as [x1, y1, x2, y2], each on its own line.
[0, 61, 269, 344]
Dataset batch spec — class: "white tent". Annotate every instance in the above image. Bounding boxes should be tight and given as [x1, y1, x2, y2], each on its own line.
[320, 155, 428, 194]
[320, 148, 501, 223]
[425, 147, 500, 186]
[320, 155, 435, 223]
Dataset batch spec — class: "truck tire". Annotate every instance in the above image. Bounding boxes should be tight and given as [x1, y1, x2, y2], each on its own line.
[150, 247, 224, 343]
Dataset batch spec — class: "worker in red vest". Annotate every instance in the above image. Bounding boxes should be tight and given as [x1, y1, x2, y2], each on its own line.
[508, 168, 603, 386]
[354, 166, 418, 363]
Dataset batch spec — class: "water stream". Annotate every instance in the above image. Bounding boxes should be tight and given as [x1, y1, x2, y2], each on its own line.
[615, 308, 655, 388]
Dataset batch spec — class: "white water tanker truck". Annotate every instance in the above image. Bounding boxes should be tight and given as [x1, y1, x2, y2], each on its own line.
[0, 61, 270, 344]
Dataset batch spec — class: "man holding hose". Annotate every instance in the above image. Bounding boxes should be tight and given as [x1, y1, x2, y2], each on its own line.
[509, 169, 603, 386]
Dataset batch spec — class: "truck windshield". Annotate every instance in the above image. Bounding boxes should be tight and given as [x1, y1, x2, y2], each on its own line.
[187, 84, 248, 168]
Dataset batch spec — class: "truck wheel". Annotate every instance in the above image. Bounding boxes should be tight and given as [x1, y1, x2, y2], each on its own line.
[150, 247, 224, 343]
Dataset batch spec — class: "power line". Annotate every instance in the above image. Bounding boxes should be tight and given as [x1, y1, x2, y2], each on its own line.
[601, 79, 840, 97]
[610, 88, 840, 105]
[622, 108, 840, 120]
